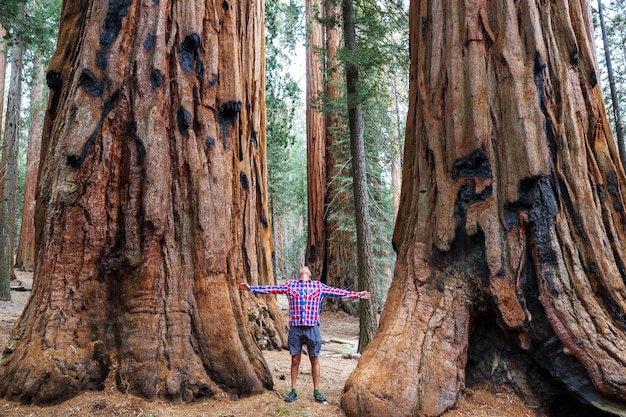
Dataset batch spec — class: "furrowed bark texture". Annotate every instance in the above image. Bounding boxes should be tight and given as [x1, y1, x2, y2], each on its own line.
[343, 0, 376, 353]
[0, 12, 24, 301]
[342, 0, 626, 416]
[15, 58, 45, 272]
[272, 215, 286, 279]
[324, 0, 358, 315]
[306, 0, 327, 280]
[0, 24, 6, 128]
[0, 0, 285, 404]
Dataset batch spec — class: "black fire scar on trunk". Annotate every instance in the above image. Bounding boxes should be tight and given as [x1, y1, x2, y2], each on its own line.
[150, 67, 164, 90]
[533, 52, 559, 157]
[589, 72, 598, 88]
[97, 0, 132, 69]
[177, 107, 192, 138]
[144, 33, 156, 50]
[217, 100, 242, 148]
[46, 70, 63, 119]
[240, 171, 250, 190]
[452, 149, 491, 180]
[503, 175, 558, 274]
[180, 33, 204, 76]
[79, 69, 103, 97]
[251, 131, 258, 148]
[67, 90, 121, 167]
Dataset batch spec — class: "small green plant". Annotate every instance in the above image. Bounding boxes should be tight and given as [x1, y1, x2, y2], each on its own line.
[276, 405, 291, 416]
[275, 405, 312, 417]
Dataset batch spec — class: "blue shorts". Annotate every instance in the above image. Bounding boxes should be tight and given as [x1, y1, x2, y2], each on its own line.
[288, 326, 322, 357]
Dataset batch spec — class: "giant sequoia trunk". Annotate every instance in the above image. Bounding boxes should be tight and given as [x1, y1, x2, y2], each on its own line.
[306, 0, 328, 279]
[342, 0, 626, 416]
[0, 0, 286, 404]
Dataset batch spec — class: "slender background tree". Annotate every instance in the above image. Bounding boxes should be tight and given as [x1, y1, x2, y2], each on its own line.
[0, 23, 6, 135]
[0, 0, 63, 295]
[342, 0, 377, 351]
[597, 0, 625, 170]
[594, 0, 626, 169]
[0, 3, 25, 301]
[14, 58, 45, 272]
[321, 0, 408, 312]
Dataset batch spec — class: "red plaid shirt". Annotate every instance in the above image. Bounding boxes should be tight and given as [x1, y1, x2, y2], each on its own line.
[249, 279, 362, 326]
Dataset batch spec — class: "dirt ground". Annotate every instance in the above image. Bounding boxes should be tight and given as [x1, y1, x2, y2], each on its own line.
[0, 272, 536, 417]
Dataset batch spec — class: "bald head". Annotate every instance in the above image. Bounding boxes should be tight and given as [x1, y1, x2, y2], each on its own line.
[298, 266, 312, 281]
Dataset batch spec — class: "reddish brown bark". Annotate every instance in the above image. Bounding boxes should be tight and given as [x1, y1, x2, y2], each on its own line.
[323, 0, 358, 315]
[273, 215, 286, 280]
[391, 153, 401, 215]
[305, 0, 327, 279]
[0, 0, 284, 404]
[15, 59, 45, 272]
[342, 0, 626, 416]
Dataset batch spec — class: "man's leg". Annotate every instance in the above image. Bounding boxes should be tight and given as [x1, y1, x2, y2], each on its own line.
[309, 355, 320, 390]
[304, 326, 326, 402]
[285, 327, 303, 402]
[310, 355, 326, 402]
[290, 353, 302, 390]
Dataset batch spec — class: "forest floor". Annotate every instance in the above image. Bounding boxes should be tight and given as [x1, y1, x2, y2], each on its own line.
[0, 271, 537, 417]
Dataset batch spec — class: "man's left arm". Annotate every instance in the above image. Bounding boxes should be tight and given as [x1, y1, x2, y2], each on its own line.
[320, 283, 371, 299]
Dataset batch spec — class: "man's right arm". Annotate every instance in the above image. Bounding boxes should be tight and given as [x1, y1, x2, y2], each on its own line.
[239, 282, 289, 294]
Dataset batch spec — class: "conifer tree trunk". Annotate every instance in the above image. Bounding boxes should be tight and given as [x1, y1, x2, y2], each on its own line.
[342, 0, 377, 352]
[324, 0, 359, 314]
[391, 154, 401, 215]
[598, 0, 625, 171]
[306, 0, 328, 279]
[0, 0, 285, 403]
[15, 58, 45, 272]
[0, 23, 7, 194]
[0, 23, 6, 125]
[0, 7, 24, 301]
[272, 215, 286, 279]
[342, 0, 626, 415]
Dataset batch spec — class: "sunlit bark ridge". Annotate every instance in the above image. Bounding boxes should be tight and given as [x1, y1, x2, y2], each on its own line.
[342, 0, 626, 416]
[0, 0, 286, 404]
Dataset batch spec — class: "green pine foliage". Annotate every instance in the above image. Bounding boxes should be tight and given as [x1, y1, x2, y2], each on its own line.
[1, 0, 61, 251]
[322, 0, 409, 302]
[1, 0, 61, 63]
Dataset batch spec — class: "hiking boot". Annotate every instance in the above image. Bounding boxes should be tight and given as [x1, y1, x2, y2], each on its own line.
[284, 390, 298, 402]
[314, 391, 326, 403]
